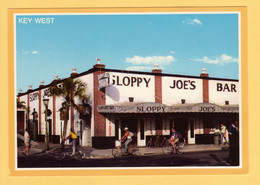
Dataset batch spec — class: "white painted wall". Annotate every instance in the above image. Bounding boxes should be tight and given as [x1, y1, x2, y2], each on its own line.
[77, 74, 94, 138]
[28, 92, 39, 120]
[76, 74, 94, 146]
[40, 88, 53, 136]
[162, 76, 203, 105]
[105, 72, 155, 104]
[55, 95, 64, 136]
[209, 80, 239, 105]
[19, 95, 28, 109]
[77, 74, 94, 105]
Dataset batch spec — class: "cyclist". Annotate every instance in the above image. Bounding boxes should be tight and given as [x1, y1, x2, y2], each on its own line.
[170, 127, 179, 154]
[120, 127, 132, 153]
[65, 127, 78, 156]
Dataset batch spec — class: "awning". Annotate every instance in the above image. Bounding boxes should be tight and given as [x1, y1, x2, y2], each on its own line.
[97, 102, 239, 114]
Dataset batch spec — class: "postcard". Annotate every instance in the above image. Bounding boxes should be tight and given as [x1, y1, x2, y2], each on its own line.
[8, 7, 248, 177]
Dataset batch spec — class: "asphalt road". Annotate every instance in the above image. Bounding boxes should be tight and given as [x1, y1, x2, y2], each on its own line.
[17, 150, 233, 168]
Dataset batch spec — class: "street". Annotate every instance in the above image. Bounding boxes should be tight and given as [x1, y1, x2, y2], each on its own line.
[18, 150, 231, 168]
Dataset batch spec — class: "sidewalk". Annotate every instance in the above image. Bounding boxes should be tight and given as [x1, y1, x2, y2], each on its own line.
[90, 144, 227, 159]
[18, 140, 228, 159]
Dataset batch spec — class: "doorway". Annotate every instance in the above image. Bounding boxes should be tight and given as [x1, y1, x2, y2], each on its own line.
[17, 111, 25, 134]
[174, 118, 188, 143]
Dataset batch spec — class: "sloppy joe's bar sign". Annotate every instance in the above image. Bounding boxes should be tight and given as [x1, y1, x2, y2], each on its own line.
[98, 73, 152, 89]
[99, 73, 238, 93]
[98, 103, 239, 113]
[29, 89, 51, 102]
[98, 103, 166, 113]
[111, 75, 151, 88]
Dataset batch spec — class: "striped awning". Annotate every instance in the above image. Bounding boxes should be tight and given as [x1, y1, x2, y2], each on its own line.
[97, 102, 239, 114]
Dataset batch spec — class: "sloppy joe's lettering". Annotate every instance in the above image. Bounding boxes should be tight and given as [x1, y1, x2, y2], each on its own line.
[43, 89, 51, 97]
[170, 80, 196, 90]
[112, 75, 151, 87]
[29, 92, 39, 102]
[137, 106, 166, 113]
[199, 106, 216, 112]
[217, 83, 237, 92]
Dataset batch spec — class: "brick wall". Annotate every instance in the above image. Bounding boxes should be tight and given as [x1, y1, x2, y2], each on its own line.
[152, 69, 162, 103]
[93, 64, 106, 137]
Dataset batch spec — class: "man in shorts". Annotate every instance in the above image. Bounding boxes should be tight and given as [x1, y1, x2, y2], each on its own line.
[170, 127, 179, 154]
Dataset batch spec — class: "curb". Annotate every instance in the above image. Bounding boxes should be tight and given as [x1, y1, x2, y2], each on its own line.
[18, 145, 225, 159]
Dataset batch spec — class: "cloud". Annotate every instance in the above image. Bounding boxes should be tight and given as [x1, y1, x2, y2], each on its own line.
[21, 50, 29, 55]
[170, 51, 175, 54]
[126, 55, 175, 65]
[182, 18, 202, 25]
[32, 51, 39, 54]
[190, 54, 238, 65]
[20, 50, 39, 55]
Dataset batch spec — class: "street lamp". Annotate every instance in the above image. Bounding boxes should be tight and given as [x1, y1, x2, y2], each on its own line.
[43, 97, 49, 150]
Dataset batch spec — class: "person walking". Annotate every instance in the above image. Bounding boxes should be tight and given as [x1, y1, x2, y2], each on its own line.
[228, 121, 239, 165]
[23, 128, 30, 156]
[220, 124, 228, 144]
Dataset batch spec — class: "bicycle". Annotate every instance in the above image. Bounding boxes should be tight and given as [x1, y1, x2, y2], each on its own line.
[146, 136, 155, 147]
[112, 142, 140, 158]
[53, 144, 85, 160]
[162, 140, 184, 155]
[157, 136, 167, 147]
[147, 135, 167, 147]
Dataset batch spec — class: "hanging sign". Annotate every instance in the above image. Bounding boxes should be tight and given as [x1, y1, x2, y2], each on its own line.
[98, 72, 111, 89]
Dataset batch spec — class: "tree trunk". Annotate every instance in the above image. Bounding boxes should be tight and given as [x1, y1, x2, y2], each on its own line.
[61, 108, 69, 145]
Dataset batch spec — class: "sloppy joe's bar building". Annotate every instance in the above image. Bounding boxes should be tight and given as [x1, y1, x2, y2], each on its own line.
[17, 62, 239, 149]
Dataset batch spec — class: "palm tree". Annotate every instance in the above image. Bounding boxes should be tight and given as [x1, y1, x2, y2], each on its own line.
[17, 98, 27, 109]
[49, 78, 88, 143]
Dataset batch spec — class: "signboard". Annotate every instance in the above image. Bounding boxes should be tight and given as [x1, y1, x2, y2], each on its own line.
[98, 72, 111, 89]
[97, 103, 239, 113]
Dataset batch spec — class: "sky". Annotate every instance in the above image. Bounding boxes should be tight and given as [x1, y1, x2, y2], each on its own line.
[16, 13, 239, 93]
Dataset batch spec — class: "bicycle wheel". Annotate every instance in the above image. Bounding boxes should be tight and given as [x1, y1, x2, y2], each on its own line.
[53, 148, 66, 160]
[131, 148, 140, 156]
[74, 149, 85, 160]
[112, 147, 122, 158]
[160, 137, 167, 147]
[153, 137, 160, 148]
[147, 139, 152, 147]
[163, 141, 173, 155]
[177, 143, 184, 154]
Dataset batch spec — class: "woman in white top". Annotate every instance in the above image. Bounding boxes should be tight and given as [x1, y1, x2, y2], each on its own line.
[23, 128, 30, 156]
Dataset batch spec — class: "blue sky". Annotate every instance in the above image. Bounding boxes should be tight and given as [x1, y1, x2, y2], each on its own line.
[16, 13, 239, 93]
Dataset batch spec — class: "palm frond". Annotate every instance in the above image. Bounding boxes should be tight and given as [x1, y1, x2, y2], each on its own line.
[17, 99, 27, 109]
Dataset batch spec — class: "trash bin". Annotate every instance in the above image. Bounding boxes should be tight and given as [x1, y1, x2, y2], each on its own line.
[214, 134, 220, 145]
